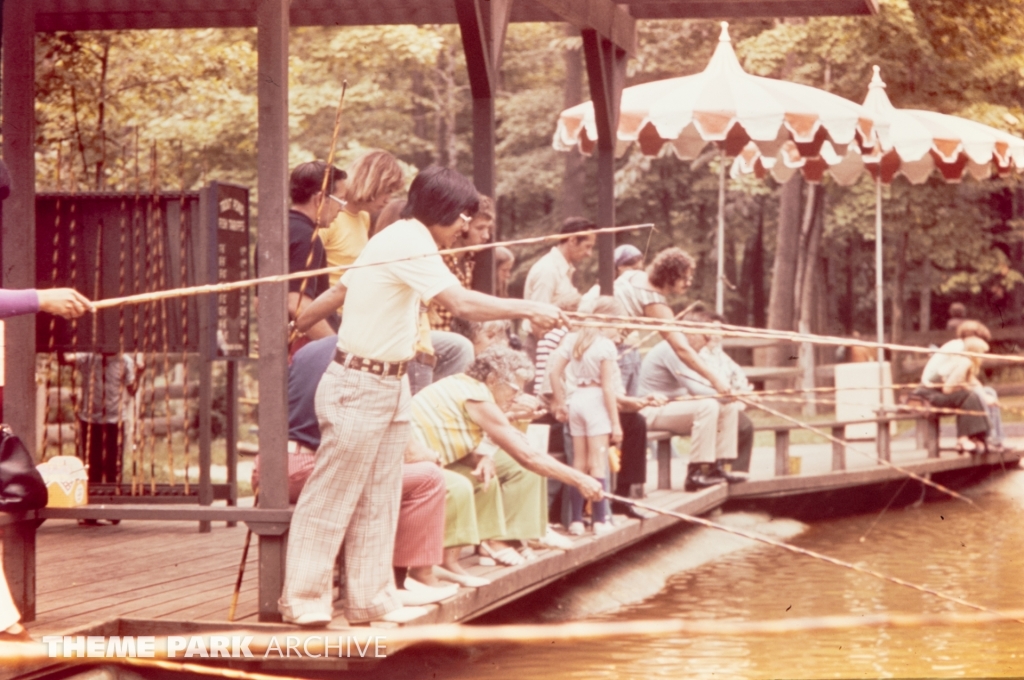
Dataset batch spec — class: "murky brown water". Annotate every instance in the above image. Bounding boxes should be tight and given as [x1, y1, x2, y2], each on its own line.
[389, 467, 1024, 679]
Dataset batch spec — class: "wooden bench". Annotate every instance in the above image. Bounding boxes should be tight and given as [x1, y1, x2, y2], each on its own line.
[648, 411, 940, 490]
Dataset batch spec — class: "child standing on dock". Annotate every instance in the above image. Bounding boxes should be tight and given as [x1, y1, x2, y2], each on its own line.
[566, 296, 624, 536]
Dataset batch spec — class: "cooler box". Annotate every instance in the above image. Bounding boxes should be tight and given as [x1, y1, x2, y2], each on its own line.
[37, 455, 88, 507]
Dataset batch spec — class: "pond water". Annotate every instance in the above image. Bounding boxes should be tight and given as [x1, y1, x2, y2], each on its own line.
[381, 467, 1024, 679]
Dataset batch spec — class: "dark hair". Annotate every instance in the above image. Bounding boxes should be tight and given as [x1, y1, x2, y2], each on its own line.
[948, 302, 967, 319]
[400, 166, 479, 227]
[290, 161, 346, 205]
[648, 247, 695, 291]
[561, 216, 595, 237]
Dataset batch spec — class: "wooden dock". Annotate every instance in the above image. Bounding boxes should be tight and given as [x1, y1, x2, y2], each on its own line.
[3, 433, 1019, 678]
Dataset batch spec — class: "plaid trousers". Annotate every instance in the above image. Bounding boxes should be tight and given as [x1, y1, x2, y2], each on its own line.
[279, 362, 410, 623]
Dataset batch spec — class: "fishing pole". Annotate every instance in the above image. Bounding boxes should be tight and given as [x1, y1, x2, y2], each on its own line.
[90, 223, 655, 311]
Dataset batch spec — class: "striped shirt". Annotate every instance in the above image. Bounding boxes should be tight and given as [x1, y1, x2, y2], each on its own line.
[533, 327, 568, 394]
[613, 270, 667, 317]
[411, 373, 499, 466]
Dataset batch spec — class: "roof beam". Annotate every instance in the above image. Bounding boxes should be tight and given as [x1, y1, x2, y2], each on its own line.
[622, 0, 878, 18]
[503, 0, 637, 55]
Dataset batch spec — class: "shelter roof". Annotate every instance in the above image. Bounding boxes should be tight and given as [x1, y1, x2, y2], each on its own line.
[36, 0, 878, 57]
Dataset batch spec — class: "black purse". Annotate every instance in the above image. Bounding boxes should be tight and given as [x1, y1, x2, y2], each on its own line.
[0, 425, 48, 512]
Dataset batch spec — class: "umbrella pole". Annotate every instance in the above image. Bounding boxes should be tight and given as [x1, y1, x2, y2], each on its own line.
[716, 153, 726, 315]
[875, 175, 886, 405]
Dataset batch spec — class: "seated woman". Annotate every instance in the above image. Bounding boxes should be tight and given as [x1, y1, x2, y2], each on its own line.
[914, 335, 992, 454]
[411, 345, 602, 571]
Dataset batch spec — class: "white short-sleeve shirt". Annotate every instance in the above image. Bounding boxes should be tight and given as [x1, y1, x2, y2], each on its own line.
[337, 218, 460, 362]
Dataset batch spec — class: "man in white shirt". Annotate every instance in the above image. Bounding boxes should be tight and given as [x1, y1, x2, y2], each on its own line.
[282, 166, 581, 628]
[522, 217, 595, 360]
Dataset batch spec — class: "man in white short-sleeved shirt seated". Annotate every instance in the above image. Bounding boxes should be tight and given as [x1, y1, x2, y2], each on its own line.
[281, 165, 598, 628]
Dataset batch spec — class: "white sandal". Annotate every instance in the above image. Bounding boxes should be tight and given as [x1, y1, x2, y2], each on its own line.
[478, 543, 525, 567]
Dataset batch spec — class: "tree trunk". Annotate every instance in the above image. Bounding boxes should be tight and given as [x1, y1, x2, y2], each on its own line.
[919, 259, 932, 333]
[891, 229, 909, 380]
[757, 174, 802, 375]
[792, 183, 822, 323]
[557, 25, 585, 220]
[797, 191, 824, 416]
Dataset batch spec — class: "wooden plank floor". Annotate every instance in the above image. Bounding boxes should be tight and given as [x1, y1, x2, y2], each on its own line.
[17, 435, 1020, 639]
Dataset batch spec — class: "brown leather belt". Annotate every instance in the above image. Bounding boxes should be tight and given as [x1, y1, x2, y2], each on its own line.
[334, 349, 408, 379]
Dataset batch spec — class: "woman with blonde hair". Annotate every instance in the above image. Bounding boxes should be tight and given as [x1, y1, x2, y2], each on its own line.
[322, 150, 405, 287]
[494, 246, 515, 298]
[915, 335, 992, 453]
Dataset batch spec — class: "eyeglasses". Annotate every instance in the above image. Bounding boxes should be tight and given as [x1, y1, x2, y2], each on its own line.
[503, 380, 522, 395]
[459, 213, 472, 227]
[327, 194, 346, 208]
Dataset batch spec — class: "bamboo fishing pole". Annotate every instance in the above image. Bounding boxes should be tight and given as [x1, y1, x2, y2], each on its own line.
[90, 223, 655, 311]
[567, 312, 1024, 365]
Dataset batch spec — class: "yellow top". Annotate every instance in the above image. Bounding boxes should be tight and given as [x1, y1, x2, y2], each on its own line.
[321, 209, 371, 288]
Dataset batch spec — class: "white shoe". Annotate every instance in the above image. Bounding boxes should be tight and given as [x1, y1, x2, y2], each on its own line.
[396, 582, 458, 606]
[568, 521, 586, 536]
[379, 605, 429, 624]
[593, 521, 615, 536]
[283, 611, 333, 628]
[533, 526, 574, 551]
[435, 567, 490, 588]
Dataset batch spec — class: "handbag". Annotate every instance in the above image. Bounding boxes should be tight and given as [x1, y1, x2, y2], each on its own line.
[0, 425, 48, 512]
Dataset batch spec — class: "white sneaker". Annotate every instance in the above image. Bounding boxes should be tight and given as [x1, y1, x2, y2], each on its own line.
[593, 521, 615, 536]
[568, 521, 586, 536]
[283, 611, 333, 628]
[396, 582, 458, 606]
[533, 526, 574, 551]
[434, 567, 490, 588]
[380, 605, 429, 624]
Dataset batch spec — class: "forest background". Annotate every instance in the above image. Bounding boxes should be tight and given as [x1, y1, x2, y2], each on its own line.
[27, 0, 1024, 366]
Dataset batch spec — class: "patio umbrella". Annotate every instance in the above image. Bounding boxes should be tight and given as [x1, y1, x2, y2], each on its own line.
[553, 22, 878, 315]
[732, 66, 1024, 365]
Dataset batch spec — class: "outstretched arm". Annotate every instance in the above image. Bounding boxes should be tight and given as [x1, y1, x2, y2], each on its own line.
[465, 399, 603, 500]
[433, 285, 568, 336]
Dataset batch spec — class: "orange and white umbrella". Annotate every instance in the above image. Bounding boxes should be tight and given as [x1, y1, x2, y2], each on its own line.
[553, 22, 878, 314]
[553, 22, 878, 163]
[734, 66, 1024, 186]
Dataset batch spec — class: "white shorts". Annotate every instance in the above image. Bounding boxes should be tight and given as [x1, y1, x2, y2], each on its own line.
[568, 385, 613, 437]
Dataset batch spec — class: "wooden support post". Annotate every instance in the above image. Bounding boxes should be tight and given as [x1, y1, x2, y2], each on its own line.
[2, 518, 37, 623]
[877, 420, 891, 462]
[774, 429, 790, 477]
[456, 0, 510, 295]
[2, 0, 38, 621]
[197, 187, 214, 534]
[831, 425, 846, 471]
[657, 438, 672, 490]
[582, 29, 625, 295]
[225, 360, 239, 527]
[255, 0, 290, 623]
[3, 0, 37, 453]
[923, 415, 940, 458]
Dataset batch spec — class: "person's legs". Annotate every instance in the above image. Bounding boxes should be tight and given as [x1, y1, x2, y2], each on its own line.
[615, 410, 647, 495]
[406, 360, 433, 396]
[430, 331, 474, 381]
[279, 366, 404, 623]
[714, 402, 741, 463]
[342, 417, 409, 623]
[644, 399, 724, 490]
[979, 386, 1004, 446]
[568, 435, 588, 526]
[492, 450, 546, 542]
[585, 435, 610, 525]
[393, 462, 446, 582]
[0, 570, 20, 631]
[733, 411, 754, 473]
[447, 460, 507, 540]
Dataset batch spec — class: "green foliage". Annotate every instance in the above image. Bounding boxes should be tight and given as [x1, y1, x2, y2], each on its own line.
[26, 0, 1024, 334]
